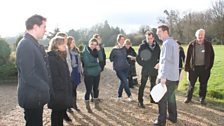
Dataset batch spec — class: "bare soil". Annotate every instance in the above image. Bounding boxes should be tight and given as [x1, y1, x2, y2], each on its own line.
[0, 60, 224, 126]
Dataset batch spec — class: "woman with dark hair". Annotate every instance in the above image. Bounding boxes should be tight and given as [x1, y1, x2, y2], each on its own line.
[67, 36, 82, 112]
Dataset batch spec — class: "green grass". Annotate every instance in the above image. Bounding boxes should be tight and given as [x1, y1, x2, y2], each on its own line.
[105, 45, 224, 103]
[178, 45, 224, 103]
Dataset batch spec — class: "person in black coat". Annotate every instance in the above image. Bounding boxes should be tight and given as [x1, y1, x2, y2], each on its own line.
[176, 40, 185, 75]
[136, 31, 161, 108]
[48, 36, 73, 126]
[16, 15, 51, 126]
[124, 39, 137, 88]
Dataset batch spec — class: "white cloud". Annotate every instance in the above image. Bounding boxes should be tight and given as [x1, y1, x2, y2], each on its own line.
[0, 0, 213, 37]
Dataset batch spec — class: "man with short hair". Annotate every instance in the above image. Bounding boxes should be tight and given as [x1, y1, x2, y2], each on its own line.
[154, 25, 179, 126]
[16, 14, 51, 126]
[137, 31, 160, 108]
[184, 29, 214, 105]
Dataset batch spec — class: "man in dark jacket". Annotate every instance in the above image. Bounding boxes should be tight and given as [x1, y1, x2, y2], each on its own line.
[184, 29, 214, 105]
[136, 31, 161, 108]
[16, 14, 51, 126]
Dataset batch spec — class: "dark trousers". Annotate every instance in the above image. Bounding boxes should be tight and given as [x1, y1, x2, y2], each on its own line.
[84, 74, 100, 100]
[24, 107, 43, 126]
[158, 80, 178, 125]
[186, 66, 210, 100]
[71, 82, 78, 106]
[90, 74, 101, 99]
[51, 109, 65, 126]
[138, 74, 157, 103]
[128, 75, 134, 88]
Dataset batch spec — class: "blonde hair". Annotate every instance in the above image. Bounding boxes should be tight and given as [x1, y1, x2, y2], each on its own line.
[124, 39, 132, 46]
[48, 36, 65, 51]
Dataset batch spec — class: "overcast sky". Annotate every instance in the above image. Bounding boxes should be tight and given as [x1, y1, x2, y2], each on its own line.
[0, 0, 215, 37]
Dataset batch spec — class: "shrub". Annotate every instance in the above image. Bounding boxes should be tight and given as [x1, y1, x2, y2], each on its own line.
[208, 90, 224, 99]
[0, 38, 11, 65]
[78, 44, 84, 52]
[0, 63, 17, 80]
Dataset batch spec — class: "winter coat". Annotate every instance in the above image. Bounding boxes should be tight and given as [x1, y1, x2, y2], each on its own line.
[127, 47, 137, 76]
[48, 51, 73, 110]
[136, 40, 160, 76]
[110, 46, 130, 71]
[179, 46, 185, 69]
[184, 39, 214, 72]
[99, 44, 106, 71]
[16, 33, 51, 109]
[81, 46, 103, 76]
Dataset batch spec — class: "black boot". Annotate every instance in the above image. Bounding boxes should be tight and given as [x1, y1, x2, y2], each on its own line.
[63, 111, 72, 122]
[74, 96, 80, 112]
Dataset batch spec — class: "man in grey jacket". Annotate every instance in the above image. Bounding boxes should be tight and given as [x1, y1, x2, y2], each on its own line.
[16, 14, 51, 126]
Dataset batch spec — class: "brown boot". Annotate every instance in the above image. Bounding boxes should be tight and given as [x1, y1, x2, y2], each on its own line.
[94, 98, 102, 111]
[85, 100, 92, 113]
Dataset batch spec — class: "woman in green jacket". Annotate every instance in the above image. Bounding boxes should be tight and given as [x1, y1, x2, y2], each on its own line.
[82, 38, 103, 112]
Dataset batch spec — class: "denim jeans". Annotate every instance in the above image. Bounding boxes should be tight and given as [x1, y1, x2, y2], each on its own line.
[115, 68, 131, 97]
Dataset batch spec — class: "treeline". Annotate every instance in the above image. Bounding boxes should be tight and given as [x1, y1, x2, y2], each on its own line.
[158, 0, 224, 44]
[45, 22, 161, 47]
[45, 20, 126, 47]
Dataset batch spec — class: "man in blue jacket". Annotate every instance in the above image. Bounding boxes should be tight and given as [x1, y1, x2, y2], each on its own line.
[16, 14, 51, 126]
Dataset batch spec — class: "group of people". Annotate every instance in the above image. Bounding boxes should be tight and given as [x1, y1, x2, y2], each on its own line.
[16, 14, 107, 126]
[16, 14, 214, 126]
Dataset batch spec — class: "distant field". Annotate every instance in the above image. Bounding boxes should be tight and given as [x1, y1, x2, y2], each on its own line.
[104, 45, 224, 102]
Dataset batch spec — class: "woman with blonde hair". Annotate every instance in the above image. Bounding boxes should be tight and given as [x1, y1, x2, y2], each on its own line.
[109, 34, 132, 101]
[124, 39, 137, 88]
[47, 36, 73, 125]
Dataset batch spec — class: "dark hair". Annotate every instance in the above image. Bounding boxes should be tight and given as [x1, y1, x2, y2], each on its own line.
[93, 34, 100, 39]
[176, 40, 181, 45]
[158, 25, 169, 34]
[25, 14, 46, 30]
[145, 31, 154, 37]
[117, 34, 125, 42]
